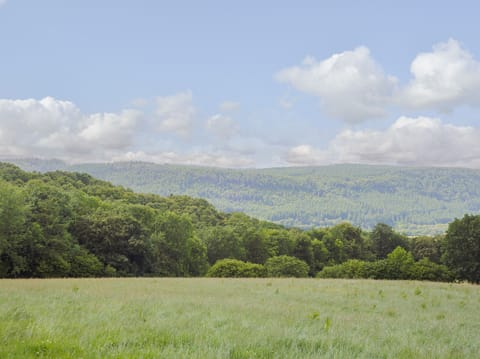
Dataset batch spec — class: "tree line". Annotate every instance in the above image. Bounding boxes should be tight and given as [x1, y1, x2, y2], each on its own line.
[0, 163, 478, 283]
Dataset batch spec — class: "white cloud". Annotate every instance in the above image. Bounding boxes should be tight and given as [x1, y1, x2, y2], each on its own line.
[285, 116, 480, 168]
[0, 0, 7, 7]
[79, 110, 141, 149]
[113, 150, 254, 168]
[276, 47, 397, 123]
[0, 95, 258, 167]
[402, 39, 480, 111]
[219, 101, 240, 112]
[206, 114, 239, 139]
[0, 97, 141, 161]
[155, 91, 195, 137]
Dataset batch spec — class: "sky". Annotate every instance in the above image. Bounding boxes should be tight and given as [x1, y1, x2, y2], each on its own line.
[1, 0, 480, 168]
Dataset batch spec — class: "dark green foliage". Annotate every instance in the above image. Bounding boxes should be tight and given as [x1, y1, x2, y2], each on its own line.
[0, 181, 28, 276]
[410, 235, 442, 263]
[206, 259, 266, 277]
[371, 223, 408, 259]
[292, 233, 314, 273]
[443, 215, 480, 283]
[201, 226, 246, 264]
[265, 255, 309, 278]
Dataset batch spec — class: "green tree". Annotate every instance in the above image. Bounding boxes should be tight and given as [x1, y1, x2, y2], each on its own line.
[410, 235, 442, 263]
[201, 226, 246, 264]
[383, 246, 415, 279]
[0, 181, 27, 276]
[292, 232, 314, 272]
[371, 223, 408, 259]
[443, 215, 480, 283]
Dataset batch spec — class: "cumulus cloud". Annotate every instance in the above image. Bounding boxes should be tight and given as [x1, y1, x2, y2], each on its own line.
[155, 91, 196, 137]
[0, 97, 141, 161]
[206, 114, 239, 139]
[286, 116, 480, 168]
[113, 150, 254, 168]
[276, 47, 398, 123]
[0, 95, 255, 167]
[219, 101, 240, 112]
[402, 39, 480, 111]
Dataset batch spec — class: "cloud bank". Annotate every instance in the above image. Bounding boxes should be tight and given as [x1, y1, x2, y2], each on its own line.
[0, 97, 141, 161]
[0, 96, 251, 167]
[286, 116, 480, 168]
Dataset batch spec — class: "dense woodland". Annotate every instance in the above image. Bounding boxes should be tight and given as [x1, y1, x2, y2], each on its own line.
[7, 159, 480, 235]
[0, 162, 479, 283]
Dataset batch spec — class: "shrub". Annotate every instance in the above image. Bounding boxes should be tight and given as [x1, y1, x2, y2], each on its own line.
[411, 258, 453, 282]
[265, 255, 309, 277]
[206, 259, 266, 278]
[317, 259, 369, 279]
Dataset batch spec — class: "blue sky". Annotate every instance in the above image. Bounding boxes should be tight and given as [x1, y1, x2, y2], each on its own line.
[1, 1, 480, 168]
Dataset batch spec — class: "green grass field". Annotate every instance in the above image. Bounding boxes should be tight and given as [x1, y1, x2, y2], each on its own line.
[0, 278, 479, 358]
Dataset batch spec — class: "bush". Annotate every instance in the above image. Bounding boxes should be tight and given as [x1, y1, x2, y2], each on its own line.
[206, 259, 266, 278]
[411, 258, 453, 282]
[317, 259, 368, 279]
[317, 252, 454, 282]
[383, 246, 415, 279]
[265, 255, 309, 277]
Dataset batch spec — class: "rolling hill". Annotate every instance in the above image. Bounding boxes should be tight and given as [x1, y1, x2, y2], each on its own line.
[5, 158, 480, 235]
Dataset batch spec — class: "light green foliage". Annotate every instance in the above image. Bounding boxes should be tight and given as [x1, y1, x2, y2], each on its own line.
[206, 259, 266, 277]
[318, 247, 453, 282]
[0, 278, 479, 358]
[265, 255, 309, 277]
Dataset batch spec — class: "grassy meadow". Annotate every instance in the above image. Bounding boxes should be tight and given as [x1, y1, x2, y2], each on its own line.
[0, 278, 479, 358]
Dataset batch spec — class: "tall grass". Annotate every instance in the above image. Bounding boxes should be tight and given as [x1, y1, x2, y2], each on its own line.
[0, 278, 479, 358]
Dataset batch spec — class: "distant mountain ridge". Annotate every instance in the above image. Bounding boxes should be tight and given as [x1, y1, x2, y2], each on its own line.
[5, 158, 480, 235]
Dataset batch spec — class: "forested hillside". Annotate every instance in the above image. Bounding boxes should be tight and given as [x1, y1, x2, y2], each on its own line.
[6, 159, 480, 235]
[1, 163, 479, 282]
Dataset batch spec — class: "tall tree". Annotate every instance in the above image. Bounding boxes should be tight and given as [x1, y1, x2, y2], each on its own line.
[371, 223, 408, 259]
[443, 214, 480, 283]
